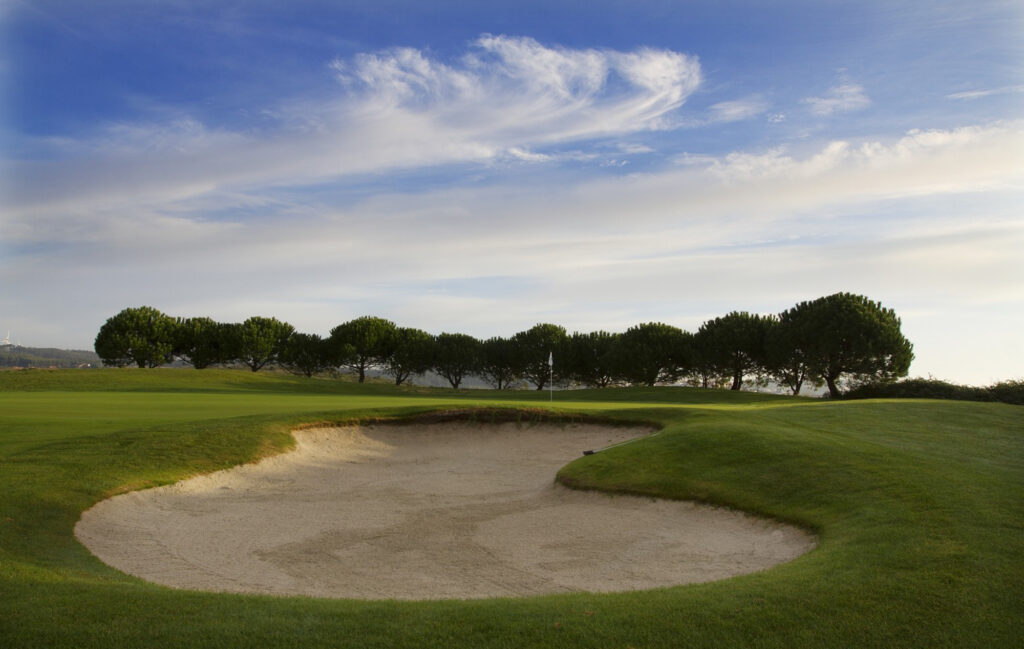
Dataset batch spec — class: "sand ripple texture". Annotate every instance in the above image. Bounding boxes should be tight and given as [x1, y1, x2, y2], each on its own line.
[75, 422, 815, 600]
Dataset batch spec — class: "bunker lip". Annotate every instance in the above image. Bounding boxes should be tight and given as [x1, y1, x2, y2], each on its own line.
[75, 420, 816, 600]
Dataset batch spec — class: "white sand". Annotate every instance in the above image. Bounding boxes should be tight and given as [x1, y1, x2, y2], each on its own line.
[75, 421, 815, 600]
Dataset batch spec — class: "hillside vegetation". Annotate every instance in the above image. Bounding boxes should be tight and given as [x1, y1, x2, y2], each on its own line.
[0, 346, 100, 368]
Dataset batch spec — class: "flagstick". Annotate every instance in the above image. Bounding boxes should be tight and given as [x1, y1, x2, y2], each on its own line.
[548, 350, 553, 402]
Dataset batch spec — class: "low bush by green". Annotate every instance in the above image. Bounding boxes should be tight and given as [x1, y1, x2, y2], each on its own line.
[987, 379, 1024, 405]
[845, 376, 1024, 405]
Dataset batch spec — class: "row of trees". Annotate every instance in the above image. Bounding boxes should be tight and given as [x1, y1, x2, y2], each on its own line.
[94, 293, 914, 397]
[93, 309, 298, 373]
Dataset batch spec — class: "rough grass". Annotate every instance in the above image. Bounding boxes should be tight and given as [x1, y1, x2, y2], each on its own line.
[1, 369, 1021, 648]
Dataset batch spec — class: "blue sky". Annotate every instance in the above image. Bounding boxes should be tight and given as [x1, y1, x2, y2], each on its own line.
[2, 0, 1022, 385]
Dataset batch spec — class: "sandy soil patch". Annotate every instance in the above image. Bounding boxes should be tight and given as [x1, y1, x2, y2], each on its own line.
[75, 421, 815, 600]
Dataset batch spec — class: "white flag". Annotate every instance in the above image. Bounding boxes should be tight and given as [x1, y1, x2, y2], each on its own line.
[548, 351, 553, 367]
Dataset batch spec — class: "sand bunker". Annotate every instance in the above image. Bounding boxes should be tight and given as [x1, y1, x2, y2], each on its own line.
[76, 421, 814, 599]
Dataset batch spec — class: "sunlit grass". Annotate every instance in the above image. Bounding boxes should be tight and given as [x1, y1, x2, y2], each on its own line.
[1, 368, 1021, 648]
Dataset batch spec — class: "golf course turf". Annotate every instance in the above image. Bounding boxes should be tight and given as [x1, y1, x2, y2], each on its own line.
[1, 369, 1022, 648]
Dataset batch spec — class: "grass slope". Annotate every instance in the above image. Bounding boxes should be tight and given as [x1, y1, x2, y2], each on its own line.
[1, 369, 1021, 648]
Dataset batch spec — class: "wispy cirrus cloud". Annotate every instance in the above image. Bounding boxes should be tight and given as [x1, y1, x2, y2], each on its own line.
[13, 121, 1019, 273]
[707, 96, 769, 123]
[946, 84, 1024, 100]
[2, 35, 702, 224]
[802, 82, 871, 116]
[332, 34, 702, 143]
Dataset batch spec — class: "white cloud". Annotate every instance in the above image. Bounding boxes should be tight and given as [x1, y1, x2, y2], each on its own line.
[708, 96, 769, 122]
[616, 142, 654, 154]
[471, 34, 608, 100]
[802, 83, 871, 116]
[14, 122, 1020, 286]
[672, 124, 1022, 195]
[946, 84, 1024, 100]
[505, 146, 552, 162]
[7, 119, 1019, 264]
[704, 147, 793, 180]
[2, 35, 702, 225]
[332, 35, 701, 143]
[332, 47, 479, 105]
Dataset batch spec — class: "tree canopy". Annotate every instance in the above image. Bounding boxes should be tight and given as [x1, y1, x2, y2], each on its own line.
[697, 312, 772, 390]
[614, 322, 689, 387]
[782, 292, 914, 398]
[764, 315, 819, 395]
[279, 332, 331, 377]
[386, 327, 435, 385]
[566, 330, 620, 388]
[432, 332, 481, 389]
[512, 323, 567, 390]
[329, 316, 397, 383]
[94, 306, 176, 368]
[478, 337, 522, 390]
[235, 316, 295, 372]
[173, 317, 222, 369]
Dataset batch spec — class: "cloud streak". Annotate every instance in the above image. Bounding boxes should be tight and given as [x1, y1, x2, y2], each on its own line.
[946, 85, 1024, 100]
[707, 96, 769, 123]
[8, 120, 1019, 301]
[802, 83, 871, 116]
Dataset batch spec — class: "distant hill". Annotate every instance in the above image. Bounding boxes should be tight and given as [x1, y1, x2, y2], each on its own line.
[0, 345, 101, 369]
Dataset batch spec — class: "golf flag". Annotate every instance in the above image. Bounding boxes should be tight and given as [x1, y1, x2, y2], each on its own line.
[548, 351, 553, 367]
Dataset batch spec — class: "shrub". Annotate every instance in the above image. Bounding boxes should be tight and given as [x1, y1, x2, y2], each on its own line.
[844, 377, 1024, 405]
[988, 379, 1024, 405]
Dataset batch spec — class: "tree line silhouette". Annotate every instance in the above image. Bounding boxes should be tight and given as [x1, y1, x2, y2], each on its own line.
[94, 292, 914, 397]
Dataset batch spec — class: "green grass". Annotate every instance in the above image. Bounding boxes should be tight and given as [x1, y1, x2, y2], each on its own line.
[1, 368, 1022, 648]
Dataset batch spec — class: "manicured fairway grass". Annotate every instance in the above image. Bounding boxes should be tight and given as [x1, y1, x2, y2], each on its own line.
[1, 369, 1021, 648]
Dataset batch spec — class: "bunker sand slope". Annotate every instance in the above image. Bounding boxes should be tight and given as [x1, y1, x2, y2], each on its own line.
[76, 422, 815, 600]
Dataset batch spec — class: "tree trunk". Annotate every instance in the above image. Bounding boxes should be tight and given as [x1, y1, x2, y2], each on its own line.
[826, 375, 841, 398]
[791, 367, 805, 396]
[731, 371, 742, 390]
